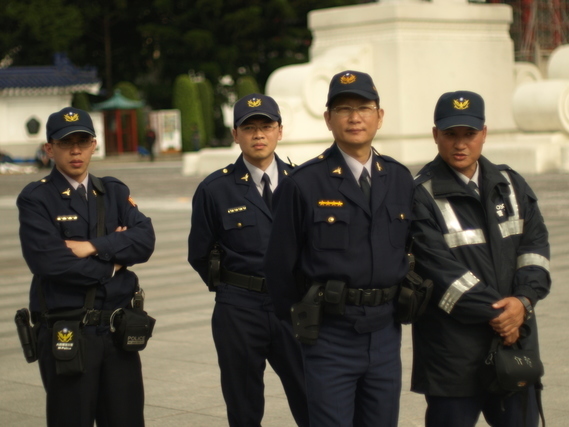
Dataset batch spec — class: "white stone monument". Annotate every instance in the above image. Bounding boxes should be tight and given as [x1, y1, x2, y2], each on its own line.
[184, 0, 569, 175]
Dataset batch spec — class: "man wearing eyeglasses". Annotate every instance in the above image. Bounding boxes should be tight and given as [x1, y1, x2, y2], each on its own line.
[188, 94, 308, 427]
[264, 70, 414, 426]
[16, 107, 155, 426]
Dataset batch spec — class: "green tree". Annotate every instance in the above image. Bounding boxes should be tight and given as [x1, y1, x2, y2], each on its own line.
[236, 76, 260, 99]
[1, 1, 373, 111]
[172, 75, 205, 152]
[72, 92, 92, 111]
[195, 78, 215, 147]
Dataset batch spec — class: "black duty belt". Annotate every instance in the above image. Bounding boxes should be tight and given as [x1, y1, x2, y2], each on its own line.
[220, 268, 267, 293]
[311, 282, 398, 306]
[32, 309, 114, 327]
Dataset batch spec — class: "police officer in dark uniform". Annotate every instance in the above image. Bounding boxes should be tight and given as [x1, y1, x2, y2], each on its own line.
[187, 94, 309, 427]
[17, 107, 156, 426]
[410, 91, 551, 426]
[264, 71, 414, 427]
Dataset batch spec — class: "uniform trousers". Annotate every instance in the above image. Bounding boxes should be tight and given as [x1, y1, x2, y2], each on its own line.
[301, 315, 402, 427]
[425, 388, 539, 427]
[37, 325, 144, 427]
[212, 301, 309, 427]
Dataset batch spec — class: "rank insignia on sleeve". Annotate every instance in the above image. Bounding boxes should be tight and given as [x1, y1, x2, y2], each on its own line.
[241, 173, 249, 182]
[61, 188, 71, 196]
[332, 167, 342, 175]
[128, 196, 137, 207]
[318, 200, 344, 207]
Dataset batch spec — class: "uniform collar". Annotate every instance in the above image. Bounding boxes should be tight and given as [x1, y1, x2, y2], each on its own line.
[243, 156, 278, 192]
[337, 145, 373, 182]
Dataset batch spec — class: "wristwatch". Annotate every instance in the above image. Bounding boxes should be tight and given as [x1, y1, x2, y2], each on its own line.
[517, 296, 533, 321]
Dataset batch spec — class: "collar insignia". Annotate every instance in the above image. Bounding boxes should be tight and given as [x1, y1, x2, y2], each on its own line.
[375, 162, 382, 172]
[247, 98, 261, 108]
[62, 188, 71, 196]
[92, 189, 97, 197]
[241, 173, 249, 182]
[284, 170, 288, 176]
[318, 200, 344, 207]
[340, 73, 356, 85]
[453, 98, 470, 110]
[332, 167, 342, 175]
[64, 111, 80, 122]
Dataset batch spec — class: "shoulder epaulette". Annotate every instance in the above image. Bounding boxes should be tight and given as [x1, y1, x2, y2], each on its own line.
[413, 172, 433, 186]
[497, 164, 513, 172]
[286, 156, 297, 168]
[101, 176, 126, 188]
[203, 163, 235, 184]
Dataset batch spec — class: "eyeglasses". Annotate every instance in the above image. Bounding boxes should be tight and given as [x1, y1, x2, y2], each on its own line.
[51, 139, 93, 150]
[331, 105, 378, 118]
[239, 124, 279, 134]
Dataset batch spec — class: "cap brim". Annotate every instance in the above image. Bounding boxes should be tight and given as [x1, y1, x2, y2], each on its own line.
[435, 116, 484, 131]
[326, 90, 378, 106]
[50, 126, 96, 140]
[234, 112, 280, 128]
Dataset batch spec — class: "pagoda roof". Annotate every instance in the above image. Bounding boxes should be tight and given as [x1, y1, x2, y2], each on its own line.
[0, 53, 101, 96]
[92, 90, 144, 110]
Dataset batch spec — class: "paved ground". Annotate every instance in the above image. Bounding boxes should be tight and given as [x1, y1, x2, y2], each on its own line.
[0, 153, 567, 426]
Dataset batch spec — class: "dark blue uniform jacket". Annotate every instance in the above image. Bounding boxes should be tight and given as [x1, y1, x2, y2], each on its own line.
[188, 154, 293, 309]
[264, 143, 414, 327]
[17, 168, 155, 313]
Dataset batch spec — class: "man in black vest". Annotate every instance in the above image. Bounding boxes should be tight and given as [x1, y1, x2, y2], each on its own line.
[410, 91, 551, 426]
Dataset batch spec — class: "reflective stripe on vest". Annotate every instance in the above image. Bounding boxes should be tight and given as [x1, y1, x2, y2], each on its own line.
[422, 180, 486, 248]
[439, 271, 480, 314]
[517, 253, 550, 272]
[498, 171, 524, 238]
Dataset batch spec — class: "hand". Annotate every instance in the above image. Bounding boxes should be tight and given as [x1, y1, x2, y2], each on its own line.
[65, 240, 97, 258]
[115, 226, 127, 232]
[502, 328, 520, 346]
[489, 297, 525, 336]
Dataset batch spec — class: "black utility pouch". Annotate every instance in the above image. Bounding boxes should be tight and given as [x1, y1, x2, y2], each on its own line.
[324, 280, 347, 315]
[395, 270, 433, 324]
[291, 284, 324, 345]
[52, 320, 85, 376]
[110, 308, 156, 351]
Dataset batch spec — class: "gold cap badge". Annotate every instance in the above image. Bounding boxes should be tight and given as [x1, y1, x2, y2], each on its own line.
[63, 111, 80, 122]
[247, 98, 262, 108]
[453, 98, 470, 110]
[340, 73, 356, 85]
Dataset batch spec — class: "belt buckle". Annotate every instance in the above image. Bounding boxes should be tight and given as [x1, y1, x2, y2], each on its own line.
[360, 289, 373, 306]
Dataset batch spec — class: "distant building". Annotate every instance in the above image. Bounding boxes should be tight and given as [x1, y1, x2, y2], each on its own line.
[0, 53, 102, 159]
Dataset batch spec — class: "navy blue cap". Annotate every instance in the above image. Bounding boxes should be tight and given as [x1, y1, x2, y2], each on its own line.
[326, 70, 379, 107]
[234, 93, 281, 128]
[434, 91, 485, 130]
[46, 107, 96, 140]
